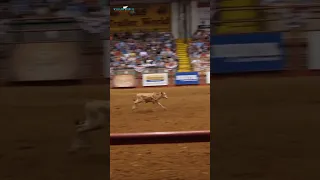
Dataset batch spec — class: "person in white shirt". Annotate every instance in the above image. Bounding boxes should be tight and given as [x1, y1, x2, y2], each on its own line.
[139, 51, 148, 57]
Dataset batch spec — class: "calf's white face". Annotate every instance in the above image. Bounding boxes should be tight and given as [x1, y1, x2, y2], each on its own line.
[161, 92, 168, 99]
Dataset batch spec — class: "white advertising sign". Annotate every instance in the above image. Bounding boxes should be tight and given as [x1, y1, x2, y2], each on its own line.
[142, 73, 168, 87]
[206, 71, 210, 84]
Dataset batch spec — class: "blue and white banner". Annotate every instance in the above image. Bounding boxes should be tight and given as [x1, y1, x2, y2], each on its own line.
[142, 73, 168, 87]
[211, 32, 285, 74]
[175, 72, 200, 85]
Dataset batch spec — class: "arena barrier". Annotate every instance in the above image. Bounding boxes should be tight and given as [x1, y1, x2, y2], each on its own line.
[111, 67, 210, 88]
[110, 130, 210, 145]
[211, 3, 320, 75]
[0, 16, 108, 84]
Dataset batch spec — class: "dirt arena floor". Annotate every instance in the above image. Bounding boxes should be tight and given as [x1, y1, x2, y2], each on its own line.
[110, 86, 210, 180]
[0, 85, 210, 180]
[212, 76, 320, 180]
[0, 85, 109, 180]
[3, 75, 320, 180]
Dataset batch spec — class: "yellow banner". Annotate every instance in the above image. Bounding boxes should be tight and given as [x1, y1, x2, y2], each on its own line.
[110, 4, 171, 32]
[216, 0, 260, 34]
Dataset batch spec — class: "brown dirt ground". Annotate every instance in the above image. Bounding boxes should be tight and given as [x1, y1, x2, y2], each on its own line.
[0, 85, 109, 180]
[110, 86, 210, 180]
[0, 85, 210, 180]
[6, 75, 320, 180]
[212, 76, 320, 180]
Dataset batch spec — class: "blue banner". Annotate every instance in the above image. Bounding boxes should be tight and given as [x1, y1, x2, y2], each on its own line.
[211, 32, 285, 74]
[175, 72, 200, 85]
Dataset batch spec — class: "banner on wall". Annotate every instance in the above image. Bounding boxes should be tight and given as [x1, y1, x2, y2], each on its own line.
[113, 74, 136, 87]
[211, 32, 285, 74]
[110, 4, 171, 32]
[175, 72, 200, 85]
[206, 71, 210, 84]
[308, 31, 320, 70]
[142, 73, 168, 86]
[10, 43, 79, 81]
[214, 0, 260, 34]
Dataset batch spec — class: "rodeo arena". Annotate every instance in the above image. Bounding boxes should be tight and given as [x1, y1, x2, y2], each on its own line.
[0, 0, 210, 179]
[1, 0, 320, 179]
[110, 0, 210, 179]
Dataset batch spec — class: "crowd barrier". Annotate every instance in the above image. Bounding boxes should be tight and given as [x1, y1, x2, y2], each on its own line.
[211, 32, 285, 74]
[111, 68, 210, 88]
[111, 130, 210, 145]
[211, 3, 320, 75]
[210, 31, 320, 75]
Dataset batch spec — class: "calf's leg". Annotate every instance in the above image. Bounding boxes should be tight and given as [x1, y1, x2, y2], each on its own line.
[157, 102, 167, 110]
[132, 100, 142, 110]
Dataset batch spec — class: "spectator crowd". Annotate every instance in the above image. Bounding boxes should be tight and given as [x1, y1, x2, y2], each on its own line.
[110, 32, 178, 72]
[0, 0, 210, 74]
[188, 28, 210, 72]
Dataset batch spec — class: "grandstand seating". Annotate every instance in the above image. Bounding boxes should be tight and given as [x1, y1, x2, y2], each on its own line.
[110, 30, 210, 73]
[188, 29, 210, 73]
[110, 32, 178, 71]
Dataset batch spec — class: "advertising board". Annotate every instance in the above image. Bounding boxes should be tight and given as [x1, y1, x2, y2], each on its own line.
[175, 72, 200, 85]
[10, 43, 79, 81]
[206, 71, 210, 84]
[142, 73, 168, 87]
[112, 74, 136, 88]
[211, 32, 285, 74]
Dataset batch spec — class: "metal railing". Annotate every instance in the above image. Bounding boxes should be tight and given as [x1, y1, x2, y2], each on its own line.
[111, 130, 210, 145]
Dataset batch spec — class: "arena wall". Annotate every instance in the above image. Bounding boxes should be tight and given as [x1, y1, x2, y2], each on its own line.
[111, 68, 210, 88]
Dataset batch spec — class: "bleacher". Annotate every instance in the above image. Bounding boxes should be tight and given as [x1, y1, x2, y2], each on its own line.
[188, 28, 210, 73]
[110, 32, 178, 72]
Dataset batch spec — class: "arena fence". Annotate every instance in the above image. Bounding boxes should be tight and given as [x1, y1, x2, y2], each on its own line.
[111, 67, 210, 88]
[211, 3, 320, 75]
[110, 130, 210, 145]
[0, 16, 108, 83]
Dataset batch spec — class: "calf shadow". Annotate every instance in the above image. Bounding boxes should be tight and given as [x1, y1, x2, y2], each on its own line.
[133, 109, 155, 114]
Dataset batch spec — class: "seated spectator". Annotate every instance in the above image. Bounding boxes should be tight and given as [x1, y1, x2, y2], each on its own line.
[110, 32, 178, 71]
[188, 29, 210, 72]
